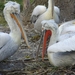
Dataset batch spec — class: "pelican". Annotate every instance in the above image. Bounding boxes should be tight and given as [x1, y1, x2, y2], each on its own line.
[41, 19, 75, 67]
[31, 0, 60, 32]
[0, 1, 30, 61]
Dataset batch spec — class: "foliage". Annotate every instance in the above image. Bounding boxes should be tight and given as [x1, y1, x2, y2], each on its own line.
[0, 3, 4, 12]
[30, 0, 34, 3]
[0, 14, 7, 26]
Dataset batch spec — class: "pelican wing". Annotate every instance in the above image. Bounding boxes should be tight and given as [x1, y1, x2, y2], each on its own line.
[0, 32, 10, 49]
[59, 20, 75, 35]
[0, 35, 19, 61]
[48, 35, 75, 53]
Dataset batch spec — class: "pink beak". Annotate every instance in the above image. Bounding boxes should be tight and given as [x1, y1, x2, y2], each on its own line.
[42, 30, 52, 60]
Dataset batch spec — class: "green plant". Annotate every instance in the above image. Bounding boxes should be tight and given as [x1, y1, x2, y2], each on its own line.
[0, 3, 4, 12]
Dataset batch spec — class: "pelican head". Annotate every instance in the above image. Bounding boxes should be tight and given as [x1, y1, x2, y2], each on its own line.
[31, 5, 47, 24]
[41, 20, 58, 59]
[4, 1, 20, 14]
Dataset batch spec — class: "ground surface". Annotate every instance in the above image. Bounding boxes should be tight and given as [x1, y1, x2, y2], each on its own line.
[0, 25, 75, 75]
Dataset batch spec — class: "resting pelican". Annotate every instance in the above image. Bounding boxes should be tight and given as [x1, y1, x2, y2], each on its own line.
[41, 19, 75, 66]
[0, 1, 30, 61]
[31, 0, 60, 32]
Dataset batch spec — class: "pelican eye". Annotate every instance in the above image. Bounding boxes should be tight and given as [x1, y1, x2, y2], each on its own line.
[12, 13, 18, 15]
[12, 13, 15, 14]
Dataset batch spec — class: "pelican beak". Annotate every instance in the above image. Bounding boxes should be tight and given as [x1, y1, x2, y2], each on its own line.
[30, 15, 38, 24]
[10, 13, 30, 48]
[42, 30, 52, 60]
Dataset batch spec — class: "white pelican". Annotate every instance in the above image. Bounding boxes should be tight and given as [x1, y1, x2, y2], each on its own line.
[31, 0, 60, 32]
[41, 19, 75, 67]
[0, 1, 30, 61]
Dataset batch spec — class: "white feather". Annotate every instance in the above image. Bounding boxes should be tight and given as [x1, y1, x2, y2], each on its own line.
[48, 35, 75, 53]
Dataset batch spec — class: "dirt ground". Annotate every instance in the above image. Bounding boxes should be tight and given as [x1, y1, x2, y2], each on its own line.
[0, 24, 75, 75]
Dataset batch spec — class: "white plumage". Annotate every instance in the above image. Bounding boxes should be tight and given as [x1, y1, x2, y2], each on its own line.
[41, 19, 75, 66]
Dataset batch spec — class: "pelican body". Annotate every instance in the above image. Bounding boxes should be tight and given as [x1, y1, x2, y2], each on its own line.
[41, 20, 75, 67]
[0, 1, 30, 61]
[31, 0, 60, 32]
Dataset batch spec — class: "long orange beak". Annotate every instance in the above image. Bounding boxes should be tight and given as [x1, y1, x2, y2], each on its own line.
[10, 13, 30, 48]
[42, 30, 52, 60]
